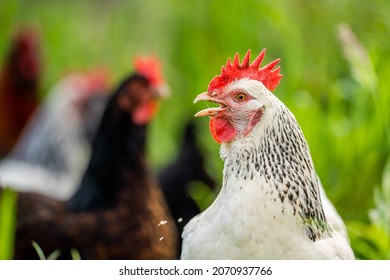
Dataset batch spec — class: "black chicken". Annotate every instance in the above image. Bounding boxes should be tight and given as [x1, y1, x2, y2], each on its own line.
[158, 121, 215, 254]
[10, 57, 178, 259]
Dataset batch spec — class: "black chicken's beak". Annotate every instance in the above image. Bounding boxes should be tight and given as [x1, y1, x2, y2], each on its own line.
[153, 84, 171, 99]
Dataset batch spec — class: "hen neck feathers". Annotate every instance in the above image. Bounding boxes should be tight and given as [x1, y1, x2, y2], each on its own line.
[220, 95, 331, 241]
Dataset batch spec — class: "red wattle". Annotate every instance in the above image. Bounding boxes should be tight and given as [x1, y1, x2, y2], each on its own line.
[209, 117, 236, 144]
[133, 100, 160, 125]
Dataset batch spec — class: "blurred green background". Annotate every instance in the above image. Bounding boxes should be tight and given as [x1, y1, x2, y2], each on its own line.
[0, 0, 389, 259]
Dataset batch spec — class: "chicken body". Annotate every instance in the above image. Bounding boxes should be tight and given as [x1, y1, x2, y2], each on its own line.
[16, 172, 176, 259]
[181, 50, 354, 260]
[0, 72, 108, 200]
[12, 66, 178, 259]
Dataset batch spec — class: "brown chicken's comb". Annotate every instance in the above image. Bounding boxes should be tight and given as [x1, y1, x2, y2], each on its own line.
[134, 55, 164, 87]
[208, 49, 282, 93]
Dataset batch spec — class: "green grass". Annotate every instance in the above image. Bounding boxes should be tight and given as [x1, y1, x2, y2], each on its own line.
[31, 241, 61, 260]
[0, 188, 17, 260]
[0, 0, 389, 259]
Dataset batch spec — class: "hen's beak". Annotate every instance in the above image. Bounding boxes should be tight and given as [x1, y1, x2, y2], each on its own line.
[193, 92, 214, 104]
[153, 84, 171, 99]
[193, 92, 227, 117]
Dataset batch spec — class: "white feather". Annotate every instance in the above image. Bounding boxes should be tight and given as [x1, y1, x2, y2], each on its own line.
[0, 74, 104, 200]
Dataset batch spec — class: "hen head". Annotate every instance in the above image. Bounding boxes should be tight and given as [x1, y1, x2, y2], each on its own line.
[117, 56, 169, 125]
[194, 49, 282, 143]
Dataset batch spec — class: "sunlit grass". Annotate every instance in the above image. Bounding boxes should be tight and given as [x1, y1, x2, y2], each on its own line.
[0, 188, 17, 260]
[348, 157, 390, 259]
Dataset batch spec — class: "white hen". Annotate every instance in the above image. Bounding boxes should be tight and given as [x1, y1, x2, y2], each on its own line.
[0, 71, 108, 199]
[181, 49, 354, 259]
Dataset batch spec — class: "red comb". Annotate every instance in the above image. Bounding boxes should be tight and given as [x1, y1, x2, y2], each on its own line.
[84, 67, 111, 94]
[133, 55, 164, 87]
[208, 49, 282, 93]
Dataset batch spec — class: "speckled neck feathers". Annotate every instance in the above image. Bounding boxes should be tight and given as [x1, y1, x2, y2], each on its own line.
[220, 94, 331, 242]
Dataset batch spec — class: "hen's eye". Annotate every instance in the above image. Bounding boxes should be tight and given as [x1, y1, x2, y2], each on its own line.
[235, 92, 247, 102]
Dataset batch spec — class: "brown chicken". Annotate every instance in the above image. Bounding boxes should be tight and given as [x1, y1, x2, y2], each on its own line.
[10, 56, 178, 259]
[0, 28, 41, 157]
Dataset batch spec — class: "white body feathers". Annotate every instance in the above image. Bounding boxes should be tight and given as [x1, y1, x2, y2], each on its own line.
[0, 74, 104, 199]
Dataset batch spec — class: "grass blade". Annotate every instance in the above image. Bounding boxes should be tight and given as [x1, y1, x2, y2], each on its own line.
[0, 188, 18, 260]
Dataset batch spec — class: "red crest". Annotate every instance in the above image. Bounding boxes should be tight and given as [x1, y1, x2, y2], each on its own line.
[134, 55, 164, 87]
[208, 49, 282, 93]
